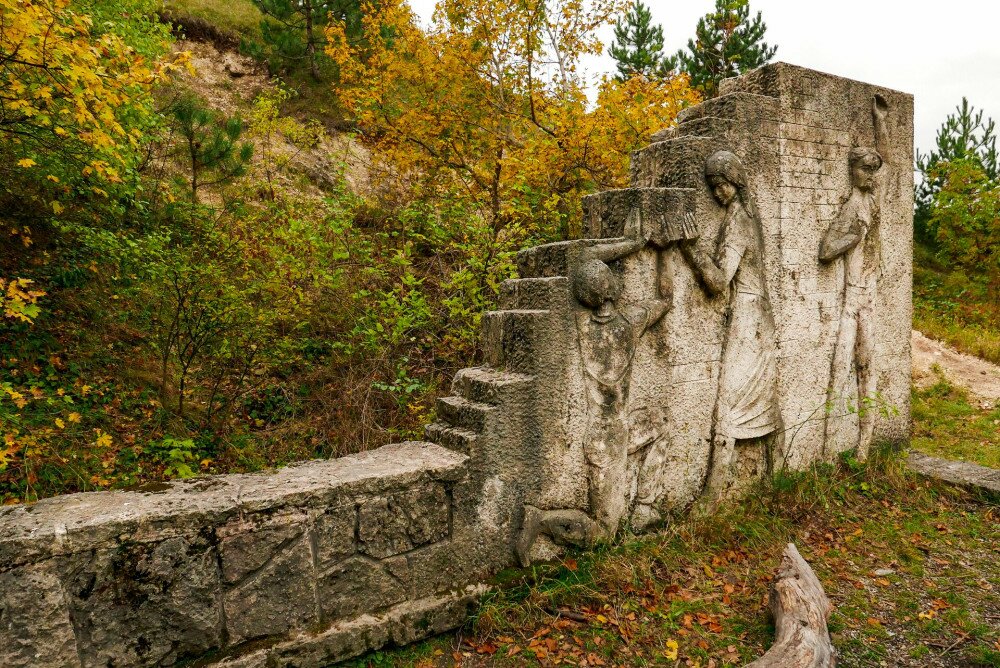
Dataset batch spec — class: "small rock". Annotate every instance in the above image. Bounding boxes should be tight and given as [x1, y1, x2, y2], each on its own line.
[873, 568, 894, 577]
[222, 53, 249, 78]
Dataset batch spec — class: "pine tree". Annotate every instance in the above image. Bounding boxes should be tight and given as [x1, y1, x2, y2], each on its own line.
[915, 97, 998, 244]
[670, 0, 776, 98]
[608, 1, 664, 80]
[170, 96, 253, 204]
[249, 0, 365, 79]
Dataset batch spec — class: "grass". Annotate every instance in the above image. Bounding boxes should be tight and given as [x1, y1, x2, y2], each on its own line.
[159, 0, 264, 40]
[349, 450, 1000, 667]
[913, 243, 1000, 366]
[912, 371, 1000, 469]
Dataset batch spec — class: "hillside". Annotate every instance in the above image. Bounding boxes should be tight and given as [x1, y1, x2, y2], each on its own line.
[0, 8, 455, 502]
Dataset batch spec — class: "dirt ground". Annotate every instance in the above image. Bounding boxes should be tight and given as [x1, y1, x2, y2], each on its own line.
[912, 330, 1000, 406]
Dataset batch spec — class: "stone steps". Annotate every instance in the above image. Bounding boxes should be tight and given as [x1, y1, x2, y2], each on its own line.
[676, 91, 777, 123]
[650, 116, 731, 143]
[425, 365, 535, 455]
[451, 366, 533, 406]
[635, 92, 778, 190]
[423, 422, 478, 455]
[434, 395, 495, 433]
[630, 135, 721, 189]
[499, 277, 569, 310]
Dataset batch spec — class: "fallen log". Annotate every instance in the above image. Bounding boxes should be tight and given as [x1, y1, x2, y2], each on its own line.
[745, 543, 836, 667]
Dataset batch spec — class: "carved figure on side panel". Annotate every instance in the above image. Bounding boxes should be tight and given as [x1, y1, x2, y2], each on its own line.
[680, 150, 783, 500]
[820, 95, 890, 459]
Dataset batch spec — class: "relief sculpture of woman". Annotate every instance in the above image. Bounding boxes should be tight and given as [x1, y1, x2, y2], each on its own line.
[680, 150, 783, 499]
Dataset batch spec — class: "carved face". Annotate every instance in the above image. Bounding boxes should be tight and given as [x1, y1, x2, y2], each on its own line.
[707, 175, 737, 207]
[851, 161, 878, 192]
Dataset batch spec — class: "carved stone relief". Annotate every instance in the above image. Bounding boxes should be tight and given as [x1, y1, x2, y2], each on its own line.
[681, 150, 783, 500]
[820, 95, 890, 459]
[509, 65, 911, 565]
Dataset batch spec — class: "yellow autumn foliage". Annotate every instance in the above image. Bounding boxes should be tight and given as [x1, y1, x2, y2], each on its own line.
[0, 0, 180, 322]
[0, 0, 177, 181]
[326, 0, 699, 239]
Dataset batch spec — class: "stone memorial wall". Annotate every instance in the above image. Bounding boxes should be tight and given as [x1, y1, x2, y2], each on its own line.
[0, 63, 913, 667]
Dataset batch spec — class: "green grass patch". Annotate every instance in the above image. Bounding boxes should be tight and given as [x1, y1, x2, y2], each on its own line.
[912, 371, 1000, 469]
[160, 0, 264, 40]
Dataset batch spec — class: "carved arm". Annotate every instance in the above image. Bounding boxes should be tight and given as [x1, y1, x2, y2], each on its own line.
[683, 246, 729, 295]
[581, 237, 646, 265]
[640, 250, 673, 329]
[818, 224, 862, 262]
[873, 94, 889, 168]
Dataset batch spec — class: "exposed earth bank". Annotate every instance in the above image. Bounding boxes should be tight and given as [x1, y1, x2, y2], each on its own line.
[912, 329, 1000, 405]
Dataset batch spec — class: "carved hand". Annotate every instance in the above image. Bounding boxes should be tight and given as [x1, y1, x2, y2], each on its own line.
[678, 236, 700, 262]
[872, 94, 888, 122]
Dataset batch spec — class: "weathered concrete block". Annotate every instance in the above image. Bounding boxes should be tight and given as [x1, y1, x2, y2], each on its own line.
[0, 441, 472, 667]
[266, 588, 485, 667]
[61, 536, 223, 666]
[908, 451, 1000, 498]
[0, 562, 79, 668]
[358, 483, 449, 559]
[221, 534, 320, 644]
[218, 510, 309, 584]
[314, 505, 357, 568]
[316, 556, 408, 620]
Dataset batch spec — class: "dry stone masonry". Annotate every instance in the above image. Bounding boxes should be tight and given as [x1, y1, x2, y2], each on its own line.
[0, 63, 913, 666]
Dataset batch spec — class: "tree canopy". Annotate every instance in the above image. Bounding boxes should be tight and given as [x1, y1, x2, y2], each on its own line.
[916, 96, 998, 238]
[669, 0, 776, 98]
[326, 0, 700, 240]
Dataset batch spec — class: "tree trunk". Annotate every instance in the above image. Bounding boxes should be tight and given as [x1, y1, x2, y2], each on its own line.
[745, 543, 836, 668]
[305, 0, 319, 81]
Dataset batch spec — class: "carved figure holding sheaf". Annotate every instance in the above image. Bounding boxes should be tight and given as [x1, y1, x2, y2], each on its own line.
[820, 95, 890, 459]
[680, 150, 782, 500]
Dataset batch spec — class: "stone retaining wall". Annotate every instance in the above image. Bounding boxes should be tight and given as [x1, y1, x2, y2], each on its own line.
[0, 442, 485, 667]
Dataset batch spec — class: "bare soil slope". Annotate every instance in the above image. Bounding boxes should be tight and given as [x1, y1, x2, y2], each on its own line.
[912, 329, 1000, 406]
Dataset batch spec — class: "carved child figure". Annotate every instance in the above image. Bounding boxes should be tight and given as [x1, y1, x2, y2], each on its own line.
[516, 219, 673, 566]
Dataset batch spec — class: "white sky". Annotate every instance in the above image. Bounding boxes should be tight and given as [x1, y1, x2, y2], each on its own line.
[405, 0, 1000, 157]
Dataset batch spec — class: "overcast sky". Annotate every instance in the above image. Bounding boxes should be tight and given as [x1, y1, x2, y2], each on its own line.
[405, 0, 1000, 157]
